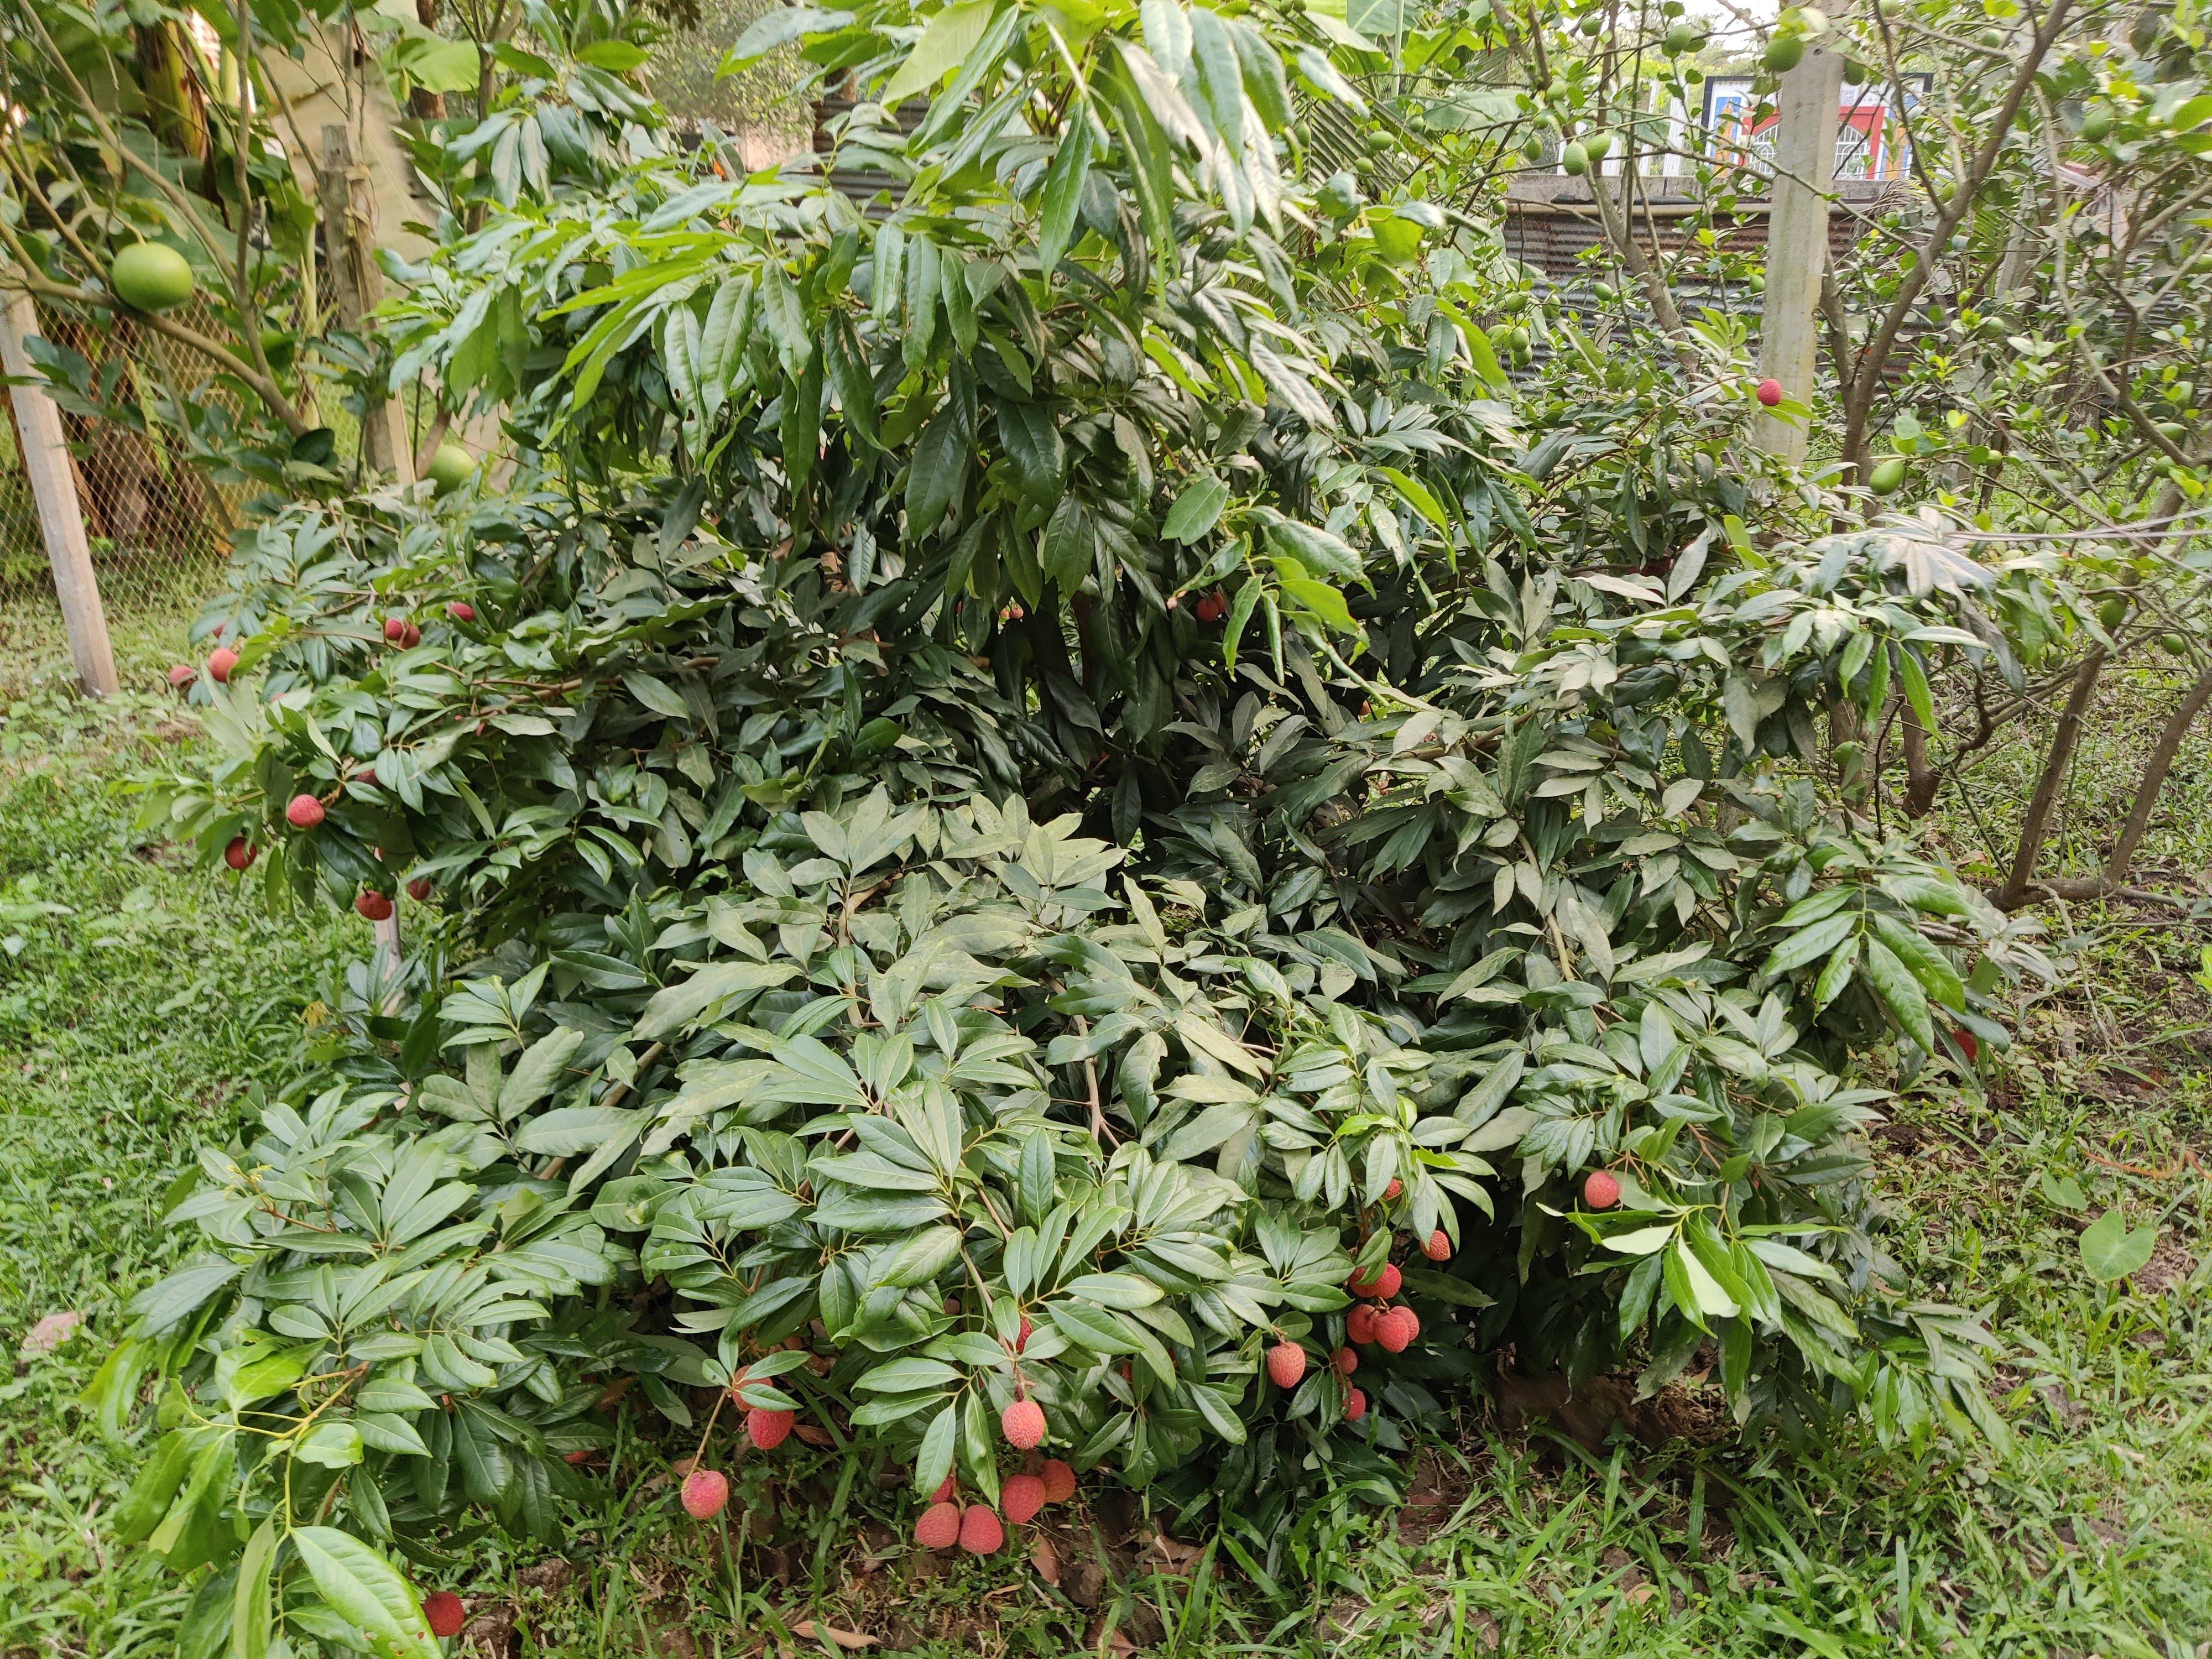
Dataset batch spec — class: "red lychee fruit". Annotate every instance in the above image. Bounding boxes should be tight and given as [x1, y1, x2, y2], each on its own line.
[356, 890, 394, 922]
[1583, 1169, 1621, 1210]
[1194, 589, 1227, 623]
[1348, 1263, 1401, 1300]
[1015, 1315, 1032, 1353]
[403, 623, 421, 648]
[1334, 1346, 1358, 1376]
[407, 877, 432, 902]
[384, 616, 408, 643]
[1756, 377, 1783, 407]
[1346, 1304, 1380, 1345]
[1375, 1306, 1416, 1353]
[680, 1467, 729, 1520]
[1383, 1178, 1402, 1201]
[285, 794, 325, 828]
[207, 647, 238, 684]
[422, 1589, 466, 1638]
[1266, 1342, 1307, 1387]
[166, 664, 195, 689]
[1039, 1459, 1076, 1504]
[1953, 1027, 1979, 1061]
[1423, 1230, 1452, 1261]
[564, 1448, 593, 1464]
[1394, 1306, 1421, 1344]
[929, 1474, 956, 1503]
[958, 1504, 1004, 1554]
[1001, 1473, 1047, 1525]
[745, 1407, 794, 1449]
[915, 1501, 961, 1550]
[447, 602, 476, 622]
[1001, 1399, 1046, 1449]
[352, 765, 379, 787]
[223, 837, 256, 871]
[1345, 1388, 1367, 1422]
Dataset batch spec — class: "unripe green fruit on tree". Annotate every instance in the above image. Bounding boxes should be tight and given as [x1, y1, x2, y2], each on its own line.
[1763, 33, 1805, 71]
[2160, 632, 2190, 655]
[1499, 291, 1528, 315]
[2080, 108, 2114, 142]
[110, 242, 195, 312]
[2096, 596, 2128, 631]
[1579, 14, 1601, 34]
[1522, 134, 1545, 161]
[2157, 421, 2187, 444]
[427, 442, 477, 494]
[1583, 131, 1611, 160]
[1841, 57, 1866, 84]
[1664, 21, 1698, 53]
[1561, 140, 1589, 175]
[1747, 272, 1766, 293]
[1867, 457, 1906, 495]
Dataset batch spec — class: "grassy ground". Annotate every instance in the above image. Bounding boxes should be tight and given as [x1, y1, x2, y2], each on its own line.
[0, 590, 2209, 1657]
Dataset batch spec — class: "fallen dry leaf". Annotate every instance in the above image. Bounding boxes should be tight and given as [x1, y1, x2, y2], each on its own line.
[1031, 1535, 1061, 1585]
[22, 1311, 83, 1355]
[792, 1621, 878, 1650]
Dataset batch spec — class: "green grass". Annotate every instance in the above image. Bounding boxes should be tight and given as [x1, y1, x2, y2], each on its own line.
[0, 602, 2208, 1657]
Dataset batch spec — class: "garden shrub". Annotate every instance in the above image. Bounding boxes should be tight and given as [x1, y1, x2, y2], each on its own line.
[95, 0, 2081, 1642]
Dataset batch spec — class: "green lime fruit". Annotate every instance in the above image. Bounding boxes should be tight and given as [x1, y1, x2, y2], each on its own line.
[2159, 632, 2190, 655]
[1867, 457, 1906, 495]
[2096, 596, 2128, 631]
[1561, 140, 1590, 175]
[1763, 33, 1805, 71]
[1664, 21, 1698, 53]
[1579, 13, 1601, 34]
[110, 242, 195, 312]
[1841, 58, 1867, 84]
[2080, 107, 2114, 142]
[427, 441, 477, 494]
[1522, 134, 1546, 160]
[1371, 214, 1425, 265]
[2157, 421, 2188, 444]
[1584, 131, 1612, 160]
[1500, 291, 1529, 315]
[1508, 326, 1531, 353]
[1747, 271, 1766, 293]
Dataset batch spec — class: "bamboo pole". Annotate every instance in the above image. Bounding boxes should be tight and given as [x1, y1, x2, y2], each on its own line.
[0, 284, 119, 696]
[1754, 36, 1848, 466]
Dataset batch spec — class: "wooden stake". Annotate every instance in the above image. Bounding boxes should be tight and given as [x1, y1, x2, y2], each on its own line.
[1755, 39, 1848, 466]
[319, 123, 414, 483]
[0, 284, 120, 696]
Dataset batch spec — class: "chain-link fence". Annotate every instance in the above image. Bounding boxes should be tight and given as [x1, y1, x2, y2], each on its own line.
[0, 293, 276, 687]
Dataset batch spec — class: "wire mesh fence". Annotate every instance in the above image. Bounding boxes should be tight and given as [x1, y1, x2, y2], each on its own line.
[0, 293, 290, 685]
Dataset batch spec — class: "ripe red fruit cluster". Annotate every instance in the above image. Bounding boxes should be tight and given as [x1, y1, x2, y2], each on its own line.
[1266, 1342, 1307, 1387]
[1583, 1168, 1621, 1209]
[223, 837, 257, 871]
[286, 794, 325, 828]
[746, 1407, 794, 1449]
[1001, 1398, 1046, 1449]
[421, 1589, 466, 1639]
[207, 646, 238, 684]
[680, 1467, 729, 1520]
[356, 890, 394, 922]
[1193, 588, 1227, 622]
[1374, 1305, 1420, 1353]
[1347, 1263, 1401, 1300]
[383, 616, 422, 647]
[1001, 1473, 1047, 1524]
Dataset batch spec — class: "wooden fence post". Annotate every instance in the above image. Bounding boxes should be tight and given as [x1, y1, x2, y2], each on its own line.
[1, 284, 120, 696]
[1755, 36, 1848, 467]
[319, 123, 415, 483]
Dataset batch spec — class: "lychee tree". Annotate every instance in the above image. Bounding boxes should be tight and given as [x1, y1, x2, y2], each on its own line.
[97, 0, 2099, 1641]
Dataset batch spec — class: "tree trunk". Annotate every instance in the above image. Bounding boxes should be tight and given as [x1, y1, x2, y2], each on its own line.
[1995, 649, 2105, 909]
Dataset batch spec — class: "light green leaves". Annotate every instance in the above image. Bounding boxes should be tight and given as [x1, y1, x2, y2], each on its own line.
[883, 0, 1000, 103]
[291, 1527, 441, 1659]
[2078, 1208, 2156, 1281]
[1162, 476, 1230, 542]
